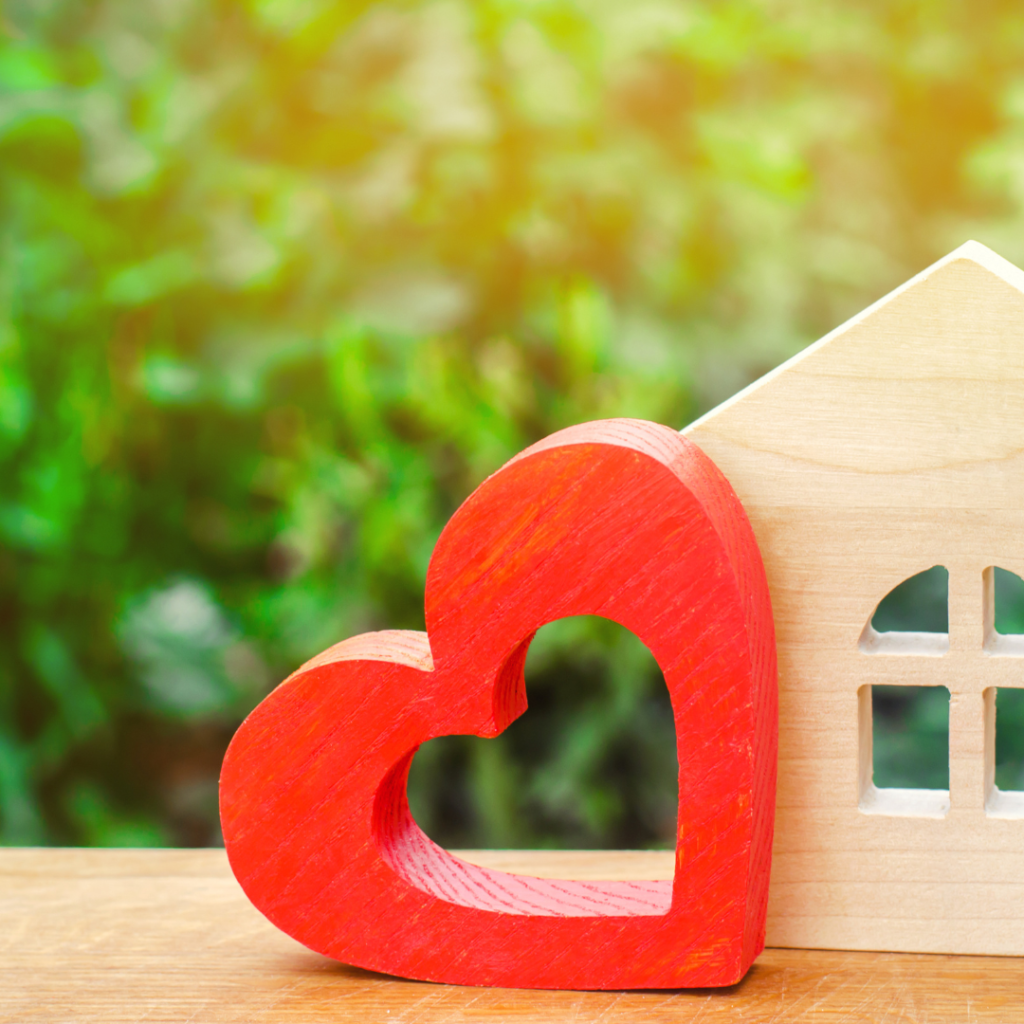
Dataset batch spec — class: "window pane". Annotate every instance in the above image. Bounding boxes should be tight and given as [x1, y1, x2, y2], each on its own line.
[993, 567, 1024, 635]
[872, 684, 949, 789]
[995, 687, 1024, 791]
[872, 566, 948, 633]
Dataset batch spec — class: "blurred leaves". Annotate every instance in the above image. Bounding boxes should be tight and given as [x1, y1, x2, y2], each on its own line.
[2, 0, 1024, 845]
[119, 580, 255, 719]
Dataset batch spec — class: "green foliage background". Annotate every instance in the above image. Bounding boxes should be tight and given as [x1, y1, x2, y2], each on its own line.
[4, 0, 1024, 847]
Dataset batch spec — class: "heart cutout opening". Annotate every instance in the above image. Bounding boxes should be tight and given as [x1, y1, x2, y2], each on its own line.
[375, 616, 676, 917]
[407, 614, 677, 854]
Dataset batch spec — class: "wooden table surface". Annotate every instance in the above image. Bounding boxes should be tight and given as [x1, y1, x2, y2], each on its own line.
[3, 848, 1023, 1023]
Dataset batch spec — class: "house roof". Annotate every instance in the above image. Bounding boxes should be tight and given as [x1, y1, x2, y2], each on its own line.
[683, 241, 1024, 481]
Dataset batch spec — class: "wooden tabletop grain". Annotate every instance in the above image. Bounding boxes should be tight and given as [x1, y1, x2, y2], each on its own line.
[2, 847, 1022, 1023]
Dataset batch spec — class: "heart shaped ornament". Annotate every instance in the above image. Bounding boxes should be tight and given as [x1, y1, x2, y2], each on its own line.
[220, 418, 777, 990]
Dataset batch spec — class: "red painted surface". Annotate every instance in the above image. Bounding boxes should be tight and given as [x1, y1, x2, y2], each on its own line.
[220, 419, 777, 989]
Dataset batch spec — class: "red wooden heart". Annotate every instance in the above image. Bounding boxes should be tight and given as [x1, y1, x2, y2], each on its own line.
[220, 419, 777, 989]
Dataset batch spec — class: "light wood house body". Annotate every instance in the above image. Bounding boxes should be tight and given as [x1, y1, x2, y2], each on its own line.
[685, 240, 1024, 955]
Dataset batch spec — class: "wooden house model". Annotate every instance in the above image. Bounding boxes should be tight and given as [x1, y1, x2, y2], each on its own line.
[685, 240, 1024, 956]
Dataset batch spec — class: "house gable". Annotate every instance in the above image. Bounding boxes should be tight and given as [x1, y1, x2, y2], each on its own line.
[685, 241, 1024, 482]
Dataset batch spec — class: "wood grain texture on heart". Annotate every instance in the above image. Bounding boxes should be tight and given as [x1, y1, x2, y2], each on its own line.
[220, 418, 777, 989]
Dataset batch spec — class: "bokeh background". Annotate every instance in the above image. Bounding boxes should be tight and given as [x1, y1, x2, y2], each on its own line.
[5, 0, 1024, 849]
